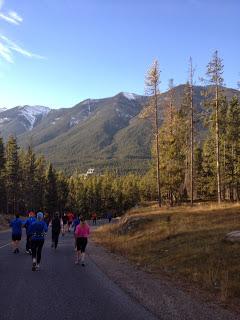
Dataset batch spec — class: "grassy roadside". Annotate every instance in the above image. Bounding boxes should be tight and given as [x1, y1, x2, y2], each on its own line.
[93, 203, 240, 304]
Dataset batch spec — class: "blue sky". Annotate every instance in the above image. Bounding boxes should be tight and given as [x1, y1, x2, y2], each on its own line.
[0, 0, 239, 108]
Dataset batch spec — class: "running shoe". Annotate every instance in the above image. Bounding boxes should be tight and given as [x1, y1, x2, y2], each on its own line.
[32, 262, 36, 271]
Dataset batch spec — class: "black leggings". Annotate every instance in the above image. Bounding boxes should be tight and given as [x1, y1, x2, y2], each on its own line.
[76, 237, 88, 253]
[31, 239, 44, 264]
[52, 232, 60, 248]
[26, 235, 31, 251]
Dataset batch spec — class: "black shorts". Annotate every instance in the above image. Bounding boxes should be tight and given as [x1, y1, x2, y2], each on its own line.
[12, 234, 21, 241]
[68, 221, 72, 226]
[76, 237, 88, 252]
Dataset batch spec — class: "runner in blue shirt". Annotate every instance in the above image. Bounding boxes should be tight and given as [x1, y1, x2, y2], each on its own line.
[10, 214, 23, 253]
[29, 212, 48, 271]
[24, 211, 36, 254]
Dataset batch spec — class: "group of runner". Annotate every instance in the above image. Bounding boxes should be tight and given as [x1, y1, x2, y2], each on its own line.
[9, 211, 90, 271]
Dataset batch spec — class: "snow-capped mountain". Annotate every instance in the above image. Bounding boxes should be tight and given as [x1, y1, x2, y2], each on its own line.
[0, 105, 51, 138]
[18, 105, 50, 130]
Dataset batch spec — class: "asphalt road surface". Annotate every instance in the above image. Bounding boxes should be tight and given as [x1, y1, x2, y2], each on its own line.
[0, 229, 158, 320]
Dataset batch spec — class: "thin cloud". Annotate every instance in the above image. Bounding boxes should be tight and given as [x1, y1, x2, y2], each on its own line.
[8, 11, 23, 23]
[0, 0, 23, 25]
[0, 12, 21, 25]
[0, 41, 13, 63]
[0, 35, 46, 63]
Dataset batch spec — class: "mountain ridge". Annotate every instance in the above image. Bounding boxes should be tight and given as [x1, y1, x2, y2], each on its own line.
[1, 86, 239, 174]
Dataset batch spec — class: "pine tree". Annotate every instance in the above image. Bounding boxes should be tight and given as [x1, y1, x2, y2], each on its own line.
[44, 163, 58, 217]
[0, 137, 6, 214]
[35, 156, 47, 211]
[56, 171, 69, 215]
[224, 96, 240, 200]
[22, 146, 37, 210]
[143, 60, 162, 206]
[5, 136, 20, 214]
[206, 50, 224, 203]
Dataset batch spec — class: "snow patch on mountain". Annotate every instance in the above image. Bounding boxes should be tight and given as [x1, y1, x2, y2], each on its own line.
[19, 106, 50, 130]
[122, 92, 137, 100]
[0, 108, 7, 113]
[70, 116, 81, 127]
[0, 117, 9, 124]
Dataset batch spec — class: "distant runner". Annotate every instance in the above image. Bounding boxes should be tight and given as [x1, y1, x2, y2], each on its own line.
[24, 211, 36, 254]
[62, 213, 68, 236]
[74, 217, 90, 266]
[67, 211, 74, 232]
[10, 214, 23, 253]
[107, 211, 112, 223]
[51, 213, 61, 249]
[29, 212, 48, 271]
[92, 212, 97, 225]
[72, 214, 81, 249]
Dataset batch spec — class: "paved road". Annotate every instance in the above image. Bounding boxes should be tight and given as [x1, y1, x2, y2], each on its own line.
[0, 229, 158, 320]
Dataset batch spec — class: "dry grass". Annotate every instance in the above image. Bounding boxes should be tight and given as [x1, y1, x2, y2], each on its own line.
[93, 203, 240, 303]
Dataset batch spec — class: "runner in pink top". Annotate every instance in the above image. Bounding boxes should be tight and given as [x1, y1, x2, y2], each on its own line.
[74, 217, 90, 266]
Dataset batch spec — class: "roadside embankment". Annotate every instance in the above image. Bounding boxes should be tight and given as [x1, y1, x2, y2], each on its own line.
[92, 203, 240, 312]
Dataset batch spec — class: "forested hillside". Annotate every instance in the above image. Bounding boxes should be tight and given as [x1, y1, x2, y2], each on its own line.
[1, 86, 239, 174]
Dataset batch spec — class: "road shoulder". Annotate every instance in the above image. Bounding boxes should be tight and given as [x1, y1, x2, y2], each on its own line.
[88, 240, 240, 320]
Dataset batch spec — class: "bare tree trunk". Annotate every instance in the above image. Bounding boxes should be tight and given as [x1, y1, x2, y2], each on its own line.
[189, 58, 194, 206]
[215, 85, 222, 204]
[154, 85, 161, 207]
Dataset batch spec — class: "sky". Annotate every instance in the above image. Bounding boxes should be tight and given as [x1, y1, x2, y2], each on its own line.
[0, 0, 239, 109]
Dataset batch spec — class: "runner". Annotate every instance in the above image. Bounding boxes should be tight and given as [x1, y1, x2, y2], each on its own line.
[24, 211, 36, 254]
[75, 216, 90, 266]
[67, 211, 74, 232]
[44, 212, 50, 226]
[51, 213, 61, 249]
[62, 213, 68, 236]
[107, 211, 113, 223]
[72, 214, 81, 232]
[72, 214, 81, 250]
[92, 212, 97, 225]
[10, 214, 23, 253]
[29, 212, 48, 271]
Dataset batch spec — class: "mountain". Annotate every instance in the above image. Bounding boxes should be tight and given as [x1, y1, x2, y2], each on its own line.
[0, 105, 50, 139]
[1, 86, 239, 174]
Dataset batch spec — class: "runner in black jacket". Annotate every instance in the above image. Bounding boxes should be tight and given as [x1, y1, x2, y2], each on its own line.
[51, 213, 61, 249]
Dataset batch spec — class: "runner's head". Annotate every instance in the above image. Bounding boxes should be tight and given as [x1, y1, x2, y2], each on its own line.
[54, 212, 59, 218]
[29, 211, 35, 217]
[15, 214, 20, 219]
[80, 216, 85, 224]
[37, 212, 44, 221]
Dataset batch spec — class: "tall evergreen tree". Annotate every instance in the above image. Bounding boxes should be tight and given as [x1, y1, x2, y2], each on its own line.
[45, 163, 58, 217]
[144, 60, 162, 206]
[22, 146, 37, 210]
[0, 137, 6, 214]
[5, 136, 20, 214]
[205, 50, 224, 203]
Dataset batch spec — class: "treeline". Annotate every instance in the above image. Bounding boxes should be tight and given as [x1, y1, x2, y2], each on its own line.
[0, 136, 68, 215]
[0, 136, 141, 216]
[143, 51, 240, 205]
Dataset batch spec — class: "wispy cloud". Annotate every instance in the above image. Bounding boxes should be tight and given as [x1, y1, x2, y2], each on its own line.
[0, 1, 45, 64]
[0, 11, 22, 25]
[0, 35, 46, 63]
[0, 0, 23, 25]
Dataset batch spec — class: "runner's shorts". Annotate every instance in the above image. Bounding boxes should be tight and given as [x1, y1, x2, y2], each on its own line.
[76, 237, 88, 252]
[12, 234, 21, 241]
